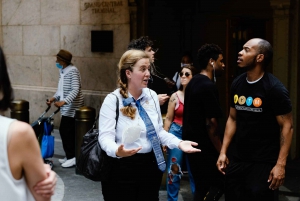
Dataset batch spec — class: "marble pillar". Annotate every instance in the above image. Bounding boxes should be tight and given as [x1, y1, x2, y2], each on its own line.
[1, 0, 130, 126]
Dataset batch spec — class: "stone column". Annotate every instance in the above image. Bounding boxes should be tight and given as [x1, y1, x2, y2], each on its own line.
[128, 0, 137, 40]
[270, 0, 300, 159]
[270, 0, 290, 86]
[0, 0, 2, 46]
[288, 0, 300, 159]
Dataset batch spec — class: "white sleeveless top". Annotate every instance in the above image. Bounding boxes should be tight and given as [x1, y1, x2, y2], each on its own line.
[0, 115, 34, 201]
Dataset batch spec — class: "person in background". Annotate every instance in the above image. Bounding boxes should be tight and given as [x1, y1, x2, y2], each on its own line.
[46, 49, 84, 168]
[0, 46, 57, 200]
[99, 49, 201, 201]
[217, 38, 293, 201]
[173, 52, 194, 90]
[128, 36, 174, 106]
[182, 44, 225, 200]
[164, 64, 197, 200]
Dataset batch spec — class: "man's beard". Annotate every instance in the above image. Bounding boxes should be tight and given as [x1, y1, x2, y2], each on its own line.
[245, 56, 257, 71]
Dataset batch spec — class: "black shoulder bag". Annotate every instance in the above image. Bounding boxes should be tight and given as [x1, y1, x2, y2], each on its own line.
[77, 93, 119, 181]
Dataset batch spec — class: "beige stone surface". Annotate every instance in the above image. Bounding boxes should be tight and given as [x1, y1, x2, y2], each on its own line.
[6, 55, 42, 86]
[2, 0, 40, 25]
[80, 0, 129, 25]
[102, 24, 130, 59]
[41, 0, 80, 25]
[72, 56, 118, 91]
[2, 26, 23, 55]
[23, 25, 60, 56]
[60, 25, 102, 57]
[41, 56, 60, 87]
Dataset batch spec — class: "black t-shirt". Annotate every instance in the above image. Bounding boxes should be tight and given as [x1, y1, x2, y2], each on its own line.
[182, 74, 223, 156]
[229, 72, 292, 163]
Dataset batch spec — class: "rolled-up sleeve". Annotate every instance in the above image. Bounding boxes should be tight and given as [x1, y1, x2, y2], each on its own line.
[98, 94, 119, 157]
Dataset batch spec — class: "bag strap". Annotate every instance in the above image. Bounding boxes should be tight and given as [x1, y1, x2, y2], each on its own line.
[93, 93, 119, 129]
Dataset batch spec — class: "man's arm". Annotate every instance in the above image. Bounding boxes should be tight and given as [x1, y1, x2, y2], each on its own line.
[216, 107, 237, 174]
[206, 117, 222, 152]
[268, 112, 293, 190]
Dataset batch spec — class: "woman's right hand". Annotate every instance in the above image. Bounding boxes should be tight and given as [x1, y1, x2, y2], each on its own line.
[115, 144, 142, 157]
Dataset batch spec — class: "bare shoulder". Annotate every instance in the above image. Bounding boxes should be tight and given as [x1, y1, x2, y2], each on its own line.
[169, 93, 178, 103]
[8, 121, 36, 144]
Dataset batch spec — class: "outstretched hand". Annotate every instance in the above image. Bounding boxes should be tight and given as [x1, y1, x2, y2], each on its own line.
[178, 141, 201, 153]
[115, 144, 142, 157]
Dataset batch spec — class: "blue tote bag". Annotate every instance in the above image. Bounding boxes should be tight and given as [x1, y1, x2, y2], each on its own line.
[41, 121, 54, 159]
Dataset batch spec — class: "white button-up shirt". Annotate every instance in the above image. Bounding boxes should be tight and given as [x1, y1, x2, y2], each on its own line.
[99, 88, 181, 158]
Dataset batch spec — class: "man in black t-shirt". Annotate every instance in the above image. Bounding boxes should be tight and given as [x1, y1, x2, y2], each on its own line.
[182, 44, 225, 200]
[217, 38, 293, 201]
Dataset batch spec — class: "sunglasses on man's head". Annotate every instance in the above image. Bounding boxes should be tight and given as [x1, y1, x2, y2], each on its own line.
[180, 72, 190, 77]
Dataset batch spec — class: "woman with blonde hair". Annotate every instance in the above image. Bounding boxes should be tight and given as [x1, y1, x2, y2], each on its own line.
[98, 50, 200, 201]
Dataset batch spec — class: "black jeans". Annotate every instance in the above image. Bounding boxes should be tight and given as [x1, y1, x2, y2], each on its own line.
[101, 151, 163, 201]
[225, 161, 279, 201]
[59, 115, 75, 159]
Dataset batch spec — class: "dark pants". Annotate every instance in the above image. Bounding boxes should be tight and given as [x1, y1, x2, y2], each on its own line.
[59, 115, 75, 159]
[101, 151, 163, 201]
[225, 161, 279, 201]
[187, 152, 225, 201]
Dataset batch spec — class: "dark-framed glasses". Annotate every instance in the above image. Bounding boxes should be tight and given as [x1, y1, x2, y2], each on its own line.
[180, 72, 190, 77]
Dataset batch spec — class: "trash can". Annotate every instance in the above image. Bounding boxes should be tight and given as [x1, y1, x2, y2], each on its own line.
[75, 106, 96, 174]
[10, 99, 29, 123]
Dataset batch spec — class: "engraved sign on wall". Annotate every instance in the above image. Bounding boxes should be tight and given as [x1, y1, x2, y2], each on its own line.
[83, 1, 123, 14]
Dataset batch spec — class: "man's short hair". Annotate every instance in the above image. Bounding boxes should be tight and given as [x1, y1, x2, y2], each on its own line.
[197, 44, 223, 70]
[257, 39, 273, 68]
[127, 36, 154, 51]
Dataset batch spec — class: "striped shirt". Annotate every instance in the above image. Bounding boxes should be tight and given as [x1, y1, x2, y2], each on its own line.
[54, 65, 84, 117]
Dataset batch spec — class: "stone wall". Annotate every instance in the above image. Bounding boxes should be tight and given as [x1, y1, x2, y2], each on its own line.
[1, 0, 130, 126]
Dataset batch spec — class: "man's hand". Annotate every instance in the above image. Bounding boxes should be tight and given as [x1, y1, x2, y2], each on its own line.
[158, 94, 169, 105]
[33, 164, 57, 198]
[268, 164, 285, 190]
[115, 144, 142, 157]
[54, 101, 66, 108]
[216, 153, 229, 175]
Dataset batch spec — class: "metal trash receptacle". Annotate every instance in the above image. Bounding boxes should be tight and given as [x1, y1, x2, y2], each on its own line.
[10, 99, 29, 123]
[75, 106, 96, 174]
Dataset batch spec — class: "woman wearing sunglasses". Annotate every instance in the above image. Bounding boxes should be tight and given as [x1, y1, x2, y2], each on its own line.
[164, 64, 198, 201]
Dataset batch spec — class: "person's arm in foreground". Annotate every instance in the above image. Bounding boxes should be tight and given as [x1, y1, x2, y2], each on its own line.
[8, 121, 53, 201]
[206, 117, 222, 152]
[268, 112, 293, 190]
[216, 107, 237, 174]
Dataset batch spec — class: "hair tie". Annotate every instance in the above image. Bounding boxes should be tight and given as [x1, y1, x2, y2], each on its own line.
[123, 97, 134, 106]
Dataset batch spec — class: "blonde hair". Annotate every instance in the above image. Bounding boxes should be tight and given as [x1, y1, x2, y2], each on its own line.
[118, 50, 150, 119]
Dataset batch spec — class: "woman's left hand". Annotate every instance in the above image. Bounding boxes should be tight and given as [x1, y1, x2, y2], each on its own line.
[178, 141, 201, 153]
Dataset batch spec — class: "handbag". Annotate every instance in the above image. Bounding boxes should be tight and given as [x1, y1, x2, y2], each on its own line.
[77, 93, 119, 181]
[41, 121, 55, 159]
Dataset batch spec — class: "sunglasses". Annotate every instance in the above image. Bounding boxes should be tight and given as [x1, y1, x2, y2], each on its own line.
[180, 72, 190, 77]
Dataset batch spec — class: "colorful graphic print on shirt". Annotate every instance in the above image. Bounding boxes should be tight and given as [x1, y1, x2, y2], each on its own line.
[234, 94, 263, 112]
